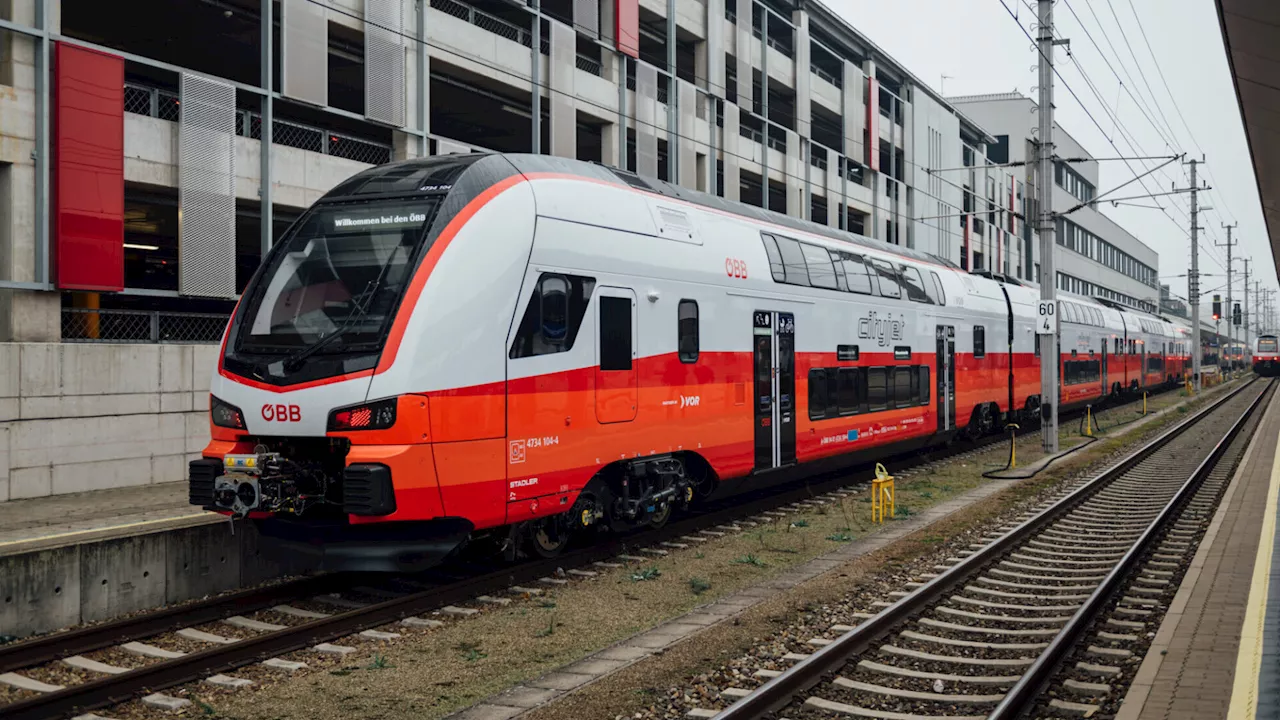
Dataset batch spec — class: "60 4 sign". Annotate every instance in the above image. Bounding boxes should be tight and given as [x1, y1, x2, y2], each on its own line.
[1036, 301, 1057, 335]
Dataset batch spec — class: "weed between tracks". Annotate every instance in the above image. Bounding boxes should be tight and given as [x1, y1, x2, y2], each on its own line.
[158, 384, 1234, 720]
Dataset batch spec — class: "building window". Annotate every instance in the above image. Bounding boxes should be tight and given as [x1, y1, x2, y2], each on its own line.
[510, 274, 596, 358]
[678, 300, 699, 363]
[987, 135, 1009, 164]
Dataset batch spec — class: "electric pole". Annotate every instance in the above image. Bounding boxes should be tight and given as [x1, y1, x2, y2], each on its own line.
[1037, 0, 1062, 453]
[1187, 158, 1202, 391]
[1243, 259, 1250, 365]
[1219, 222, 1237, 372]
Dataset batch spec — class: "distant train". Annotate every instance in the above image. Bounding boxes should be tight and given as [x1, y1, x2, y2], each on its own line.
[189, 153, 1199, 571]
[1256, 335, 1279, 376]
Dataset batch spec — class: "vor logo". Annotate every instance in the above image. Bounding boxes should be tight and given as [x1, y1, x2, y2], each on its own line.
[679, 395, 700, 408]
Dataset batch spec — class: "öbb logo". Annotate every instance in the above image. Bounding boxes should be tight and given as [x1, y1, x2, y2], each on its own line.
[725, 258, 748, 279]
[262, 404, 301, 422]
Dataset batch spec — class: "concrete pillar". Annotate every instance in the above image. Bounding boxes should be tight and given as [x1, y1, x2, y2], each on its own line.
[862, 59, 878, 241]
[792, 9, 810, 139]
[602, 121, 621, 168]
[722, 101, 740, 202]
[0, 0, 59, 341]
[703, 0, 723, 98]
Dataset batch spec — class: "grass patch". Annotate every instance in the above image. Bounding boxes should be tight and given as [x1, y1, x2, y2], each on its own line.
[825, 532, 853, 542]
[688, 577, 712, 595]
[734, 554, 767, 567]
[367, 654, 394, 670]
[455, 641, 487, 662]
[790, 519, 809, 528]
[630, 567, 661, 582]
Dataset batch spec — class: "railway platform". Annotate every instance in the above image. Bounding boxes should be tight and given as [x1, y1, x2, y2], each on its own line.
[0, 481, 303, 640]
[1117, 384, 1280, 720]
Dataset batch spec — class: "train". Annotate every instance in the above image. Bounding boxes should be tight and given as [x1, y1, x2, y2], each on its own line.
[1256, 335, 1279, 376]
[188, 153, 1199, 571]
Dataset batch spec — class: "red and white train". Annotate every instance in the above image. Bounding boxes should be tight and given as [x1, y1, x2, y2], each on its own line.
[189, 154, 1192, 570]
[1255, 335, 1279, 376]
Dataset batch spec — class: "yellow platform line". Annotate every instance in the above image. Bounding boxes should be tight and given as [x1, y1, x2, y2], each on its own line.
[1226, 421, 1280, 719]
[0, 512, 215, 551]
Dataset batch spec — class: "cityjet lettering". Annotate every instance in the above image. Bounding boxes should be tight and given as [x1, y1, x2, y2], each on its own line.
[857, 312, 906, 347]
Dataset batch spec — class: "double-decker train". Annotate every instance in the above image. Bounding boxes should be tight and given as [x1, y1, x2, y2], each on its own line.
[188, 154, 1195, 570]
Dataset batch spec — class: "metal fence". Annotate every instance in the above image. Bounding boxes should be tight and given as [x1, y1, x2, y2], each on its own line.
[62, 308, 230, 344]
[123, 82, 394, 166]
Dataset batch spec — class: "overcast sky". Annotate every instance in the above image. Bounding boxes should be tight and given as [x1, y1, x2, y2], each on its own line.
[829, 0, 1272, 317]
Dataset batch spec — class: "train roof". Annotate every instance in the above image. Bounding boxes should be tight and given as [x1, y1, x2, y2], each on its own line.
[319, 152, 962, 271]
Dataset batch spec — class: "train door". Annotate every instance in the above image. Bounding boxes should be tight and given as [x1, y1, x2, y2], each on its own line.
[935, 325, 956, 432]
[1101, 338, 1109, 395]
[752, 311, 796, 472]
[595, 287, 637, 424]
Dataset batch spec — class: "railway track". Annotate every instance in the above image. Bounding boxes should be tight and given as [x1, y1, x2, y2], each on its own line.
[0, 384, 1204, 719]
[689, 377, 1271, 720]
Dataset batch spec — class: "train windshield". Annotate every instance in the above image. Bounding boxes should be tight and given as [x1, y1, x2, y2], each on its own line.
[1260, 337, 1278, 353]
[237, 199, 439, 353]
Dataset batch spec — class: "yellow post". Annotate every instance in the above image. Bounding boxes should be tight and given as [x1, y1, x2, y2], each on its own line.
[1143, 391, 1148, 415]
[871, 463, 895, 523]
[1085, 405, 1093, 437]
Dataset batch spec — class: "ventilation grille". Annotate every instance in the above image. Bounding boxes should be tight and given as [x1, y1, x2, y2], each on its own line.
[366, 0, 405, 126]
[282, 0, 328, 106]
[179, 73, 237, 298]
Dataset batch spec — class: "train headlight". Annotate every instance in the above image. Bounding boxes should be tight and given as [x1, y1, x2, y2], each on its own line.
[211, 395, 246, 430]
[329, 397, 398, 431]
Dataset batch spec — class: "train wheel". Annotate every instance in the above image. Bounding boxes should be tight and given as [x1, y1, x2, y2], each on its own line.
[649, 501, 673, 529]
[528, 516, 571, 558]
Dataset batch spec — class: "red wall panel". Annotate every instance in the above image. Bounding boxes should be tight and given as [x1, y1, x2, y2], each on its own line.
[54, 43, 124, 291]
[866, 76, 879, 172]
[615, 0, 639, 59]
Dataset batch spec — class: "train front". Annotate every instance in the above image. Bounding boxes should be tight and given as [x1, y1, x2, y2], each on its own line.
[1255, 335, 1280, 376]
[187, 154, 511, 572]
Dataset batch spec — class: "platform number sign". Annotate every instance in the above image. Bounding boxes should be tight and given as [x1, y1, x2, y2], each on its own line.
[1037, 301, 1057, 335]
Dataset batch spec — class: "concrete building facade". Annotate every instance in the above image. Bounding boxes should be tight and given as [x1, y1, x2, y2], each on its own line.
[0, 0, 1084, 501]
[951, 92, 1163, 314]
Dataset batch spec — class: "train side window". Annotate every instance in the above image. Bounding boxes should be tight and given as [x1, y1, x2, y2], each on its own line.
[867, 368, 888, 410]
[923, 271, 942, 305]
[678, 300, 699, 363]
[599, 296, 633, 371]
[974, 326, 986, 358]
[826, 370, 840, 417]
[869, 259, 902, 299]
[917, 366, 931, 405]
[841, 253, 873, 294]
[761, 234, 785, 282]
[893, 367, 913, 409]
[509, 273, 596, 359]
[929, 271, 947, 305]
[837, 368, 860, 415]
[899, 265, 932, 303]
[809, 369, 828, 420]
[774, 236, 810, 286]
[801, 243, 839, 289]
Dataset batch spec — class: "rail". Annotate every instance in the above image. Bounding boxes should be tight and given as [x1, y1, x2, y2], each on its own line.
[712, 378, 1269, 719]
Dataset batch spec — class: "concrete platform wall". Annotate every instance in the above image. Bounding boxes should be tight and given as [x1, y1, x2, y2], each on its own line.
[0, 342, 219, 502]
[0, 520, 306, 639]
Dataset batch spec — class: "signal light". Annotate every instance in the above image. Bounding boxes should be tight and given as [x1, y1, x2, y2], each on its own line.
[329, 397, 397, 431]
[211, 395, 246, 430]
[1212, 294, 1221, 321]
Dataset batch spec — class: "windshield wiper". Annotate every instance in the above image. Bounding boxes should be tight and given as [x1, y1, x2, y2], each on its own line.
[276, 247, 407, 375]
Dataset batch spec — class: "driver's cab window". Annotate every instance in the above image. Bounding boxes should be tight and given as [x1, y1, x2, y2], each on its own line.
[509, 273, 596, 358]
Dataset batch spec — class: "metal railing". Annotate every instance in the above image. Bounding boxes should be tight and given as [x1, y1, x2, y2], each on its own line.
[431, 0, 549, 53]
[123, 81, 394, 165]
[62, 308, 229, 344]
